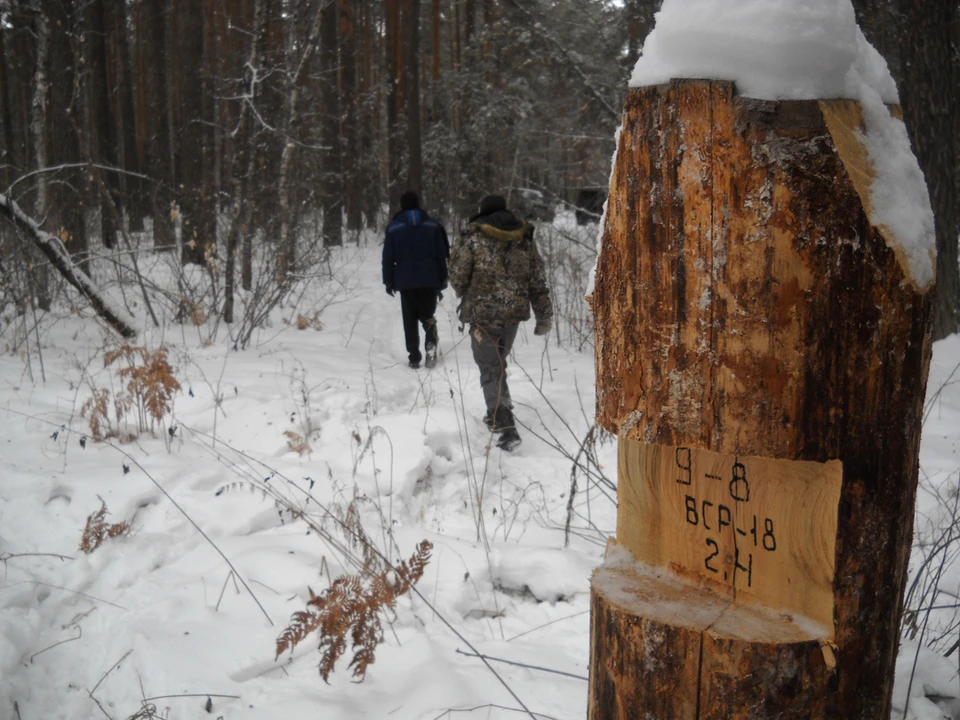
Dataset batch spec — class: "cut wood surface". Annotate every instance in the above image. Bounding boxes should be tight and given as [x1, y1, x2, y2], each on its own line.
[618, 439, 841, 632]
[590, 80, 935, 719]
[590, 553, 832, 720]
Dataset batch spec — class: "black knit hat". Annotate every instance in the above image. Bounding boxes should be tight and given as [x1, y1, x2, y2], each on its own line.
[400, 191, 420, 210]
[479, 194, 506, 215]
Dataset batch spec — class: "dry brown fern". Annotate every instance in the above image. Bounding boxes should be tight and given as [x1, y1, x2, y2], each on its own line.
[175, 297, 207, 326]
[105, 345, 181, 434]
[293, 312, 324, 331]
[81, 388, 111, 441]
[81, 388, 136, 442]
[79, 501, 131, 554]
[284, 430, 312, 456]
[276, 539, 433, 682]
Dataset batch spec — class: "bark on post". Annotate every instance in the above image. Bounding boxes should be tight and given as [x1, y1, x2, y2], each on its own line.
[589, 80, 935, 719]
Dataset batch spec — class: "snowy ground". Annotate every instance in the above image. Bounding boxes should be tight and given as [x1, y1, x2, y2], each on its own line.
[1, 224, 958, 720]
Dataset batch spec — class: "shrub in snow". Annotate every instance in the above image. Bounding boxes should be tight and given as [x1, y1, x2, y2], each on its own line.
[79, 501, 131, 554]
[275, 540, 432, 682]
[81, 345, 181, 441]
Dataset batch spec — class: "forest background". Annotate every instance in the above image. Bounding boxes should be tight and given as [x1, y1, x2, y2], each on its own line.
[0, 0, 958, 340]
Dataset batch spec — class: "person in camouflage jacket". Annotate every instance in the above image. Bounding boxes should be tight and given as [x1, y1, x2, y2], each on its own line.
[449, 194, 553, 451]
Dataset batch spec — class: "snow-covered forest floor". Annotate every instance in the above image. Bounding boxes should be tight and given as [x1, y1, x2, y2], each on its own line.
[0, 211, 958, 720]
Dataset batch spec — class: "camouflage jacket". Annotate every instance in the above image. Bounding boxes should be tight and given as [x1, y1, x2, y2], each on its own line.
[449, 210, 553, 327]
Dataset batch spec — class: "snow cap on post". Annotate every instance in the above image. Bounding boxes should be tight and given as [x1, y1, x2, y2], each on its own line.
[623, 0, 935, 292]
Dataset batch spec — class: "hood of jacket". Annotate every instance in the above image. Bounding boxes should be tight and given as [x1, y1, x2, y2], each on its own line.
[392, 208, 427, 228]
[468, 209, 530, 242]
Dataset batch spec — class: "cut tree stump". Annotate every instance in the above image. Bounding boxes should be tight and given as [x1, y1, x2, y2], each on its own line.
[589, 80, 935, 719]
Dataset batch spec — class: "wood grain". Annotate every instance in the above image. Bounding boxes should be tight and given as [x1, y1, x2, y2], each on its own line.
[618, 439, 841, 632]
[590, 80, 935, 719]
[590, 553, 833, 720]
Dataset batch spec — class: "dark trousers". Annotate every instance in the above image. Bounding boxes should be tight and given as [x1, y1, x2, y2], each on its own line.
[400, 288, 439, 363]
[470, 324, 519, 414]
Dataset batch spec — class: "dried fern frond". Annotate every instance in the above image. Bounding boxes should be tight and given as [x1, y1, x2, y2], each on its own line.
[81, 388, 111, 441]
[113, 391, 133, 424]
[185, 298, 207, 326]
[275, 608, 324, 659]
[284, 430, 312, 456]
[276, 540, 433, 682]
[104, 345, 182, 432]
[294, 312, 324, 331]
[79, 501, 131, 554]
[104, 344, 149, 368]
[117, 347, 181, 423]
[214, 481, 258, 497]
[338, 496, 383, 575]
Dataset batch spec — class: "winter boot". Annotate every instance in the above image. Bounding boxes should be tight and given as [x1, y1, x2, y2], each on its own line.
[493, 406, 521, 451]
[483, 409, 495, 431]
[424, 319, 439, 368]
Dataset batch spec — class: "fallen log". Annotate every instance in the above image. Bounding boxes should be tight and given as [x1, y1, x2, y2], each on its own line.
[1, 191, 139, 339]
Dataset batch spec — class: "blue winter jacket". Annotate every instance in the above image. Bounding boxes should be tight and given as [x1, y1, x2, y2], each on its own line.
[382, 209, 450, 291]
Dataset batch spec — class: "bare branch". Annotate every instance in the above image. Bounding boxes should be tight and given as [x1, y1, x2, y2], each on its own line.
[0, 191, 140, 339]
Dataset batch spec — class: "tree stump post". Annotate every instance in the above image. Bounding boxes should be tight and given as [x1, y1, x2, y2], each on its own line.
[589, 80, 935, 719]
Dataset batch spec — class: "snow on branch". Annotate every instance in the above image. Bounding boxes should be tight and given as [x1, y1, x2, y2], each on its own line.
[0, 191, 140, 339]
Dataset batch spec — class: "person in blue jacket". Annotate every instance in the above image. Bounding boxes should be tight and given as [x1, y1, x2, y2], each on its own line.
[382, 191, 450, 369]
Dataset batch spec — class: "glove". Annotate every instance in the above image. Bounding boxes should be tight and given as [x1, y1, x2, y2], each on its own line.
[534, 320, 551, 336]
[385, 285, 395, 297]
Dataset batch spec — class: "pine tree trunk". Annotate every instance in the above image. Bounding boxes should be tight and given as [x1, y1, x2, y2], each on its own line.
[0, 7, 18, 266]
[47, 0, 89, 276]
[178, 0, 215, 267]
[590, 81, 935, 719]
[224, 0, 267, 322]
[108, 0, 145, 232]
[141, 0, 175, 252]
[402, 0, 422, 197]
[464, 0, 475, 46]
[320, 0, 342, 247]
[9, 0, 33, 178]
[29, 1, 50, 311]
[385, 0, 403, 210]
[359, 0, 380, 227]
[0, 20, 15, 178]
[623, 0, 661, 69]
[87, 0, 119, 251]
[431, 0, 441, 84]
[340, 0, 363, 233]
[277, 4, 324, 275]
[900, 0, 960, 339]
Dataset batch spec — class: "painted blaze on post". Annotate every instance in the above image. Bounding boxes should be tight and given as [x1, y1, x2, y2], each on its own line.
[618, 439, 843, 634]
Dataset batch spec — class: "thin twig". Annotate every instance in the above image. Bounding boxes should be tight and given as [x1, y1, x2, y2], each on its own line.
[248, 578, 281, 595]
[88, 691, 115, 720]
[140, 693, 241, 702]
[0, 580, 126, 610]
[505, 609, 590, 642]
[432, 704, 560, 720]
[0, 551, 73, 563]
[215, 570, 238, 611]
[90, 649, 133, 696]
[455, 648, 588, 680]
[0, 408, 274, 626]
[30, 626, 82, 662]
[179, 425, 538, 720]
